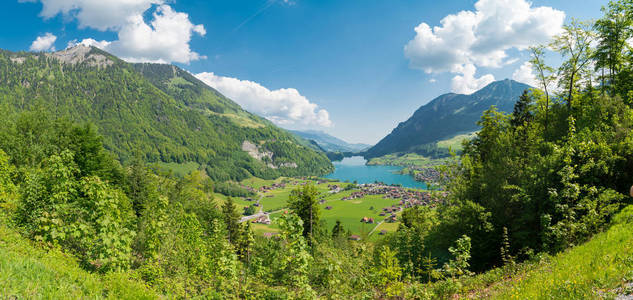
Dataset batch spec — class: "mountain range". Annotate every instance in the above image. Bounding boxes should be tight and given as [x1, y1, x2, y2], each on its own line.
[365, 79, 532, 158]
[0, 45, 333, 180]
[290, 130, 371, 153]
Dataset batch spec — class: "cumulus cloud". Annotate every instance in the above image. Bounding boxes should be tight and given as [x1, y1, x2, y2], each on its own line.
[451, 64, 495, 94]
[25, 0, 205, 63]
[404, 0, 564, 92]
[30, 32, 57, 51]
[195, 72, 332, 127]
[512, 61, 538, 87]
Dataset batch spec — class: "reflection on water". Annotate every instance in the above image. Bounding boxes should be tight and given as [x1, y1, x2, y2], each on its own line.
[325, 156, 427, 190]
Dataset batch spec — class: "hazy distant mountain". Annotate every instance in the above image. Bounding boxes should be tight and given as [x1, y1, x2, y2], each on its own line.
[365, 79, 532, 158]
[290, 130, 371, 153]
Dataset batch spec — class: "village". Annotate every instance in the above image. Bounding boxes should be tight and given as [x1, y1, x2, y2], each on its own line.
[241, 179, 446, 241]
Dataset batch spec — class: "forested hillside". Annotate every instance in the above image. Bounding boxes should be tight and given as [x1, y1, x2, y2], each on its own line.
[0, 45, 332, 181]
[365, 79, 530, 158]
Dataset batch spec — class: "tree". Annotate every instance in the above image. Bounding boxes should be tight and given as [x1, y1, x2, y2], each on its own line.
[511, 90, 534, 128]
[594, 0, 632, 94]
[529, 46, 555, 132]
[288, 183, 321, 241]
[373, 246, 403, 297]
[222, 197, 242, 245]
[443, 235, 473, 278]
[331, 220, 344, 238]
[125, 157, 159, 217]
[550, 19, 595, 111]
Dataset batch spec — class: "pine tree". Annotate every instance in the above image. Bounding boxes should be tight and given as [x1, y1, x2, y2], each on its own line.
[511, 90, 533, 128]
[332, 220, 344, 238]
[222, 197, 241, 245]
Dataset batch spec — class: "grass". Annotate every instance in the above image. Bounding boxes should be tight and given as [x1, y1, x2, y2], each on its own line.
[320, 194, 400, 235]
[0, 217, 158, 299]
[447, 205, 633, 299]
[153, 161, 200, 177]
[436, 132, 476, 152]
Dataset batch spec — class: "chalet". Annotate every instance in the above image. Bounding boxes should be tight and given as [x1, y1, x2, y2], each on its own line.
[252, 214, 271, 225]
[348, 235, 361, 241]
[386, 214, 397, 223]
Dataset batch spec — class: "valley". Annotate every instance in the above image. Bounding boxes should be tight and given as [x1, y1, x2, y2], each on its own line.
[2, 1, 633, 298]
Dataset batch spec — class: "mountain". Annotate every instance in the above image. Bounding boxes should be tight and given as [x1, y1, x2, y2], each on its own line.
[290, 130, 371, 153]
[0, 45, 333, 180]
[365, 79, 532, 158]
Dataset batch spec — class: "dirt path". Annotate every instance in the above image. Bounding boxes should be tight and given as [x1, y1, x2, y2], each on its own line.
[367, 220, 384, 236]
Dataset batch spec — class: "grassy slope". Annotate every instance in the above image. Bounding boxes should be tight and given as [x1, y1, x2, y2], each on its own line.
[456, 205, 633, 299]
[436, 132, 476, 152]
[0, 220, 158, 299]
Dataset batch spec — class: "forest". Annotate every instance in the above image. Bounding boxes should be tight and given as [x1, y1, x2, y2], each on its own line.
[1, 1, 633, 299]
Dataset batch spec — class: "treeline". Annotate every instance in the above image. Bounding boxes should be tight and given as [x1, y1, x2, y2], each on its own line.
[213, 181, 255, 198]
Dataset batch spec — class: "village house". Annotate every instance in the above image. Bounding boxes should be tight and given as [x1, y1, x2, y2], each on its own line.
[348, 235, 361, 241]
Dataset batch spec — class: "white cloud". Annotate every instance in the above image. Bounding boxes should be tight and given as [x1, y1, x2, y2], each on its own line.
[26, 1, 205, 64]
[451, 64, 495, 94]
[30, 32, 57, 51]
[512, 61, 538, 87]
[195, 72, 332, 127]
[404, 0, 564, 92]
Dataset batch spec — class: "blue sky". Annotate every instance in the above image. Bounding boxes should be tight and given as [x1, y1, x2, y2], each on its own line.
[2, 0, 609, 144]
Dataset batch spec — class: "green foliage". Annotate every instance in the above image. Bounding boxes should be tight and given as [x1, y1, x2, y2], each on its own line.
[214, 181, 255, 197]
[0, 150, 18, 213]
[0, 222, 158, 299]
[372, 245, 404, 297]
[331, 219, 344, 238]
[288, 183, 321, 240]
[222, 197, 242, 244]
[274, 212, 314, 295]
[443, 235, 473, 278]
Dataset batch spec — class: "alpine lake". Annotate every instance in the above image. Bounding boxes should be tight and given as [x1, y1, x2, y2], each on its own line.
[324, 156, 428, 190]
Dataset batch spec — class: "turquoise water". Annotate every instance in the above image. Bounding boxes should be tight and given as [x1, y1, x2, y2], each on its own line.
[324, 156, 428, 190]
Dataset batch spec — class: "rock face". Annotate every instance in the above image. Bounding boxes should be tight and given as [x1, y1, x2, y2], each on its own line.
[46, 45, 114, 68]
[242, 141, 274, 162]
[241, 140, 297, 169]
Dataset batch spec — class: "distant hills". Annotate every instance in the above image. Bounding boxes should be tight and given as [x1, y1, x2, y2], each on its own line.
[365, 79, 532, 158]
[290, 130, 371, 153]
[0, 45, 333, 180]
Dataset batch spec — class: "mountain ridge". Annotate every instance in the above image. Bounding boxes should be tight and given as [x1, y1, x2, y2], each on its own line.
[0, 45, 333, 180]
[365, 79, 532, 158]
[290, 130, 371, 153]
